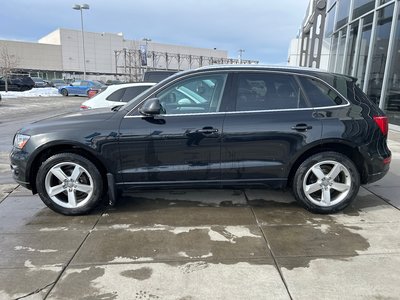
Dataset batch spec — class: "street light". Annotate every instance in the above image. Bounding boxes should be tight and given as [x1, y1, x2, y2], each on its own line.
[73, 4, 90, 79]
[238, 49, 245, 64]
[142, 38, 152, 70]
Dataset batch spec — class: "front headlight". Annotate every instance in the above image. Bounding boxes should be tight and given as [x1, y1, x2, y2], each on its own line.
[13, 134, 30, 149]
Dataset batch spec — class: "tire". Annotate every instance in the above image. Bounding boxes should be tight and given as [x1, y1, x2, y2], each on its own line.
[292, 151, 360, 214]
[36, 153, 103, 215]
[61, 89, 68, 96]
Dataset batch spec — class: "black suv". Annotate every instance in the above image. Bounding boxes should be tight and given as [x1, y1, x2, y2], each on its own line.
[10, 66, 391, 215]
[0, 75, 35, 91]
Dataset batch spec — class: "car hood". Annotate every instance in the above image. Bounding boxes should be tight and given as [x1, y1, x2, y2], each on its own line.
[20, 108, 118, 136]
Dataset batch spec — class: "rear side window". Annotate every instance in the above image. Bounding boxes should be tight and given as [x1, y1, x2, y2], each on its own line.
[235, 73, 307, 111]
[106, 88, 126, 101]
[299, 77, 345, 107]
[122, 86, 150, 102]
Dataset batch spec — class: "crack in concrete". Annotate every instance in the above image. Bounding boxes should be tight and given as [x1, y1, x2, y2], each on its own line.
[15, 281, 55, 300]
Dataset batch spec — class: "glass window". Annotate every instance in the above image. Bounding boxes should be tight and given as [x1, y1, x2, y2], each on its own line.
[80, 81, 89, 86]
[235, 73, 307, 111]
[325, 3, 337, 37]
[353, 0, 375, 19]
[346, 21, 360, 75]
[328, 33, 339, 71]
[367, 4, 394, 105]
[106, 88, 126, 101]
[121, 86, 150, 102]
[355, 13, 374, 88]
[156, 74, 227, 115]
[71, 81, 81, 86]
[335, 29, 347, 72]
[336, 0, 351, 29]
[384, 8, 400, 125]
[327, 0, 336, 11]
[299, 77, 345, 107]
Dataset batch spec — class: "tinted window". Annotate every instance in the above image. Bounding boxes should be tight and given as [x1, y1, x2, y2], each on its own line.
[235, 73, 307, 111]
[299, 77, 345, 107]
[122, 86, 150, 102]
[156, 74, 227, 115]
[80, 81, 89, 86]
[106, 88, 126, 101]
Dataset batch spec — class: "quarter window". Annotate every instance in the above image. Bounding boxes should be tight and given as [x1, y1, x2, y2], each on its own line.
[235, 73, 307, 111]
[122, 86, 150, 102]
[106, 88, 126, 101]
[156, 74, 227, 114]
[299, 77, 345, 107]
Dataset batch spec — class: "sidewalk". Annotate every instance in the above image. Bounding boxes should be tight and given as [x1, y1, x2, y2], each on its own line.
[365, 128, 400, 209]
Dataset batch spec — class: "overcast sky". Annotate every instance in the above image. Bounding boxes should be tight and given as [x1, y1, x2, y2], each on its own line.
[0, 0, 309, 64]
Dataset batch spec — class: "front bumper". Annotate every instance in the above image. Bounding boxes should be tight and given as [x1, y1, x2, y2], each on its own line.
[10, 149, 32, 191]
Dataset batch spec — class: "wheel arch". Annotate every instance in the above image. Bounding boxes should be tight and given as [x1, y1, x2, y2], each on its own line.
[28, 143, 108, 194]
[287, 140, 368, 187]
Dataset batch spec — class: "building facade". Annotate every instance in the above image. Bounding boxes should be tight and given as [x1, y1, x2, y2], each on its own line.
[294, 0, 400, 126]
[1, 28, 258, 82]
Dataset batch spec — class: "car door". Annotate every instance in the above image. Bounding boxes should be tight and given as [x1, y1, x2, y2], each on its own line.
[118, 72, 229, 186]
[69, 81, 81, 95]
[79, 81, 90, 95]
[220, 71, 323, 186]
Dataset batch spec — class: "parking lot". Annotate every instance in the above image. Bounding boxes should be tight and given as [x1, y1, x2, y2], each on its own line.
[1, 96, 400, 299]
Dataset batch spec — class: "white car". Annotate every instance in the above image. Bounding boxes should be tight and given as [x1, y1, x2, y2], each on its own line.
[80, 82, 155, 110]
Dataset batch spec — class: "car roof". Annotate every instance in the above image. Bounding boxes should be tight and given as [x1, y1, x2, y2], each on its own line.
[173, 64, 355, 82]
[106, 82, 156, 89]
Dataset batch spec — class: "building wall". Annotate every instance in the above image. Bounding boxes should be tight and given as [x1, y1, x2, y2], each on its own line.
[0, 40, 62, 71]
[2, 28, 249, 81]
[295, 0, 400, 126]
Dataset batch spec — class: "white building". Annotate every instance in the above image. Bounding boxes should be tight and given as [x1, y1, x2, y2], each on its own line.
[1, 28, 257, 81]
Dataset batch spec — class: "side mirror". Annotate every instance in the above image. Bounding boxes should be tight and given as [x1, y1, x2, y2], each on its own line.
[139, 98, 164, 116]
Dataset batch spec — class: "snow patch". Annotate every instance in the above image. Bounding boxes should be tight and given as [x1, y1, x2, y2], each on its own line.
[15, 246, 57, 253]
[39, 227, 68, 231]
[0, 87, 61, 98]
[109, 256, 154, 263]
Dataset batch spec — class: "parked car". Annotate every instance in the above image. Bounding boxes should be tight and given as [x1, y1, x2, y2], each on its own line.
[80, 82, 155, 109]
[51, 79, 67, 88]
[58, 80, 105, 96]
[87, 86, 108, 99]
[0, 75, 35, 91]
[143, 70, 177, 83]
[105, 79, 123, 85]
[30, 77, 47, 88]
[10, 65, 391, 215]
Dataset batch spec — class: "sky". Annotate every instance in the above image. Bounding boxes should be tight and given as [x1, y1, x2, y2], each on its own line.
[0, 0, 309, 65]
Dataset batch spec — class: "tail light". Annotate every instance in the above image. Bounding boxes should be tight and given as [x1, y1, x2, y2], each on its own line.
[373, 116, 388, 135]
[80, 105, 91, 110]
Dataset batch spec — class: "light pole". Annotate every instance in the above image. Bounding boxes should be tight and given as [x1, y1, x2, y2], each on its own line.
[142, 38, 152, 70]
[238, 49, 245, 64]
[73, 4, 90, 80]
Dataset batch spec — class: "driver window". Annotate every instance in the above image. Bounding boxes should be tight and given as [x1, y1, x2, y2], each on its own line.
[156, 73, 227, 115]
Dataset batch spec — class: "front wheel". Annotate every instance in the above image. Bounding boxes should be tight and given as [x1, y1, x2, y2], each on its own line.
[61, 89, 68, 96]
[292, 151, 360, 214]
[36, 153, 103, 215]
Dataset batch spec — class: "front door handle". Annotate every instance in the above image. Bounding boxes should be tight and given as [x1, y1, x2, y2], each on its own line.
[197, 127, 219, 134]
[291, 124, 312, 131]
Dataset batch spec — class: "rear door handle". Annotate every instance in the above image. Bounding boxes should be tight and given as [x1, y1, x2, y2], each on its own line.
[291, 124, 312, 131]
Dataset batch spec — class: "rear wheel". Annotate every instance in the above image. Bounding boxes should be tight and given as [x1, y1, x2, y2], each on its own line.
[61, 89, 68, 96]
[292, 151, 360, 214]
[36, 153, 103, 215]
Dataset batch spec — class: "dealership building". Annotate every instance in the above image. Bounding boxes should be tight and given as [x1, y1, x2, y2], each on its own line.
[0, 28, 257, 82]
[290, 0, 400, 126]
